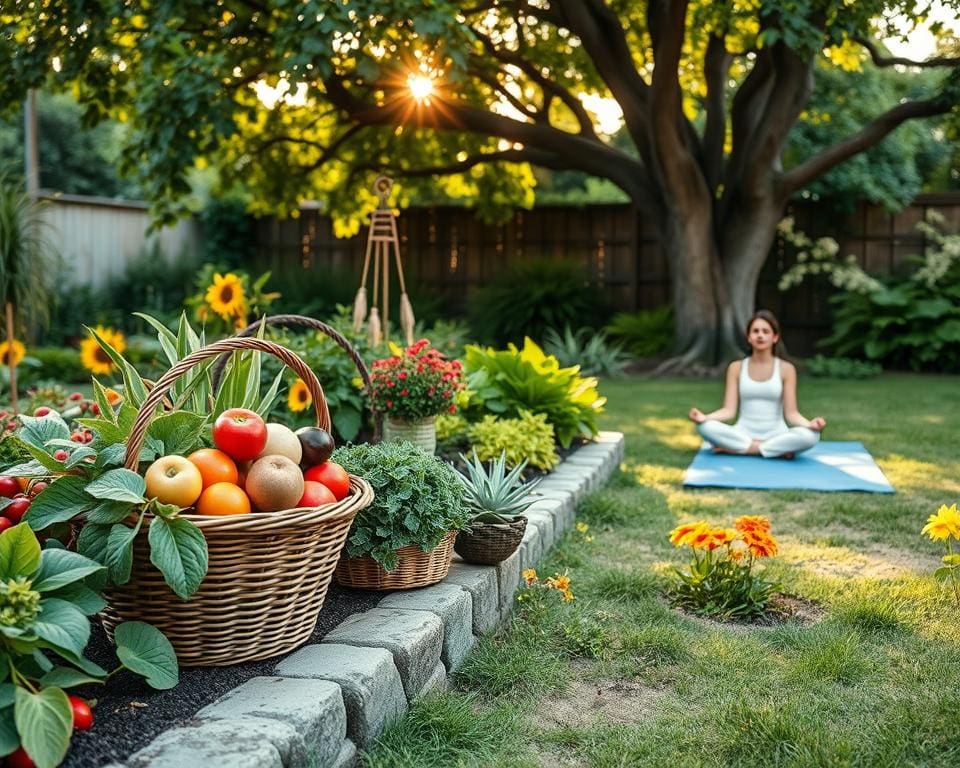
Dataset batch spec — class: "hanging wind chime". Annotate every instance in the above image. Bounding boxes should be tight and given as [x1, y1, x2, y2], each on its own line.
[352, 176, 416, 348]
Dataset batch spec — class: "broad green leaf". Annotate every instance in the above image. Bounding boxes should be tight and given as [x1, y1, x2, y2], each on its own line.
[332, 407, 362, 442]
[63, 446, 97, 469]
[91, 378, 119, 426]
[39, 668, 104, 689]
[0, 706, 17, 758]
[146, 411, 206, 456]
[9, 436, 64, 473]
[24, 477, 91, 531]
[114, 621, 179, 690]
[40, 644, 108, 678]
[75, 523, 111, 565]
[33, 549, 104, 592]
[0, 524, 41, 579]
[147, 517, 208, 599]
[34, 598, 90, 656]
[0, 460, 49, 479]
[106, 516, 143, 584]
[85, 500, 137, 525]
[46, 583, 106, 615]
[94, 443, 128, 469]
[14, 686, 72, 768]
[0, 686, 12, 709]
[16, 414, 70, 452]
[85, 469, 146, 503]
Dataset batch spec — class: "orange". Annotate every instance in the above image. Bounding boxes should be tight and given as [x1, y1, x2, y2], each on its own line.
[196, 482, 252, 516]
[188, 448, 239, 489]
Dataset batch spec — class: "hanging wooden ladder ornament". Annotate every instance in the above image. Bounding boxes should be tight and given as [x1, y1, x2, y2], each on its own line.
[351, 176, 416, 348]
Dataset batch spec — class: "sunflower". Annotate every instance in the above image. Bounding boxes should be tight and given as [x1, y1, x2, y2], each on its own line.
[0, 340, 26, 367]
[287, 378, 312, 412]
[205, 273, 246, 319]
[921, 504, 960, 541]
[80, 326, 126, 376]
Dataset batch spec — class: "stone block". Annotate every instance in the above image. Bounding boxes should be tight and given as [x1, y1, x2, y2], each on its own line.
[332, 740, 358, 768]
[323, 608, 443, 701]
[126, 719, 292, 768]
[443, 562, 500, 634]
[518, 523, 542, 571]
[196, 676, 345, 768]
[379, 583, 475, 672]
[274, 643, 407, 749]
[416, 661, 448, 699]
[524, 509, 556, 549]
[496, 547, 521, 619]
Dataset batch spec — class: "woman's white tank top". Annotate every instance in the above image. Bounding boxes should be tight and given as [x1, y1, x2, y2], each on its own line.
[736, 357, 787, 438]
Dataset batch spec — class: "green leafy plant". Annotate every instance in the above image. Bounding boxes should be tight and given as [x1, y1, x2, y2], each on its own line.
[463, 338, 605, 448]
[543, 325, 628, 376]
[466, 411, 558, 471]
[332, 441, 467, 570]
[0, 523, 178, 768]
[468, 259, 608, 346]
[804, 355, 882, 379]
[18, 349, 87, 387]
[457, 450, 539, 525]
[435, 412, 469, 444]
[603, 306, 674, 358]
[368, 339, 465, 421]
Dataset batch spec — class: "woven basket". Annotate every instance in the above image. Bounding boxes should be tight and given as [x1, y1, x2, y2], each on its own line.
[334, 530, 456, 590]
[212, 314, 381, 442]
[454, 518, 527, 565]
[100, 337, 374, 667]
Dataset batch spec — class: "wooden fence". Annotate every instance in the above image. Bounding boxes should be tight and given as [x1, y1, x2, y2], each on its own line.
[252, 193, 960, 355]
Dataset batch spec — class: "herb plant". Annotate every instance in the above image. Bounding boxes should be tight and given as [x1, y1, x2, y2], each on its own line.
[332, 441, 467, 570]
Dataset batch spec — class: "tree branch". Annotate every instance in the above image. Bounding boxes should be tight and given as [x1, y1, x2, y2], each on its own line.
[703, 32, 731, 192]
[853, 35, 960, 68]
[782, 97, 954, 193]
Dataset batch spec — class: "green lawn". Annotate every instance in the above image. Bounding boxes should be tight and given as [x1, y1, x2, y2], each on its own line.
[363, 374, 960, 768]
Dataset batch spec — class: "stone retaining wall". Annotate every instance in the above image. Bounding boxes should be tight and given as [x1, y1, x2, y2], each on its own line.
[113, 432, 625, 768]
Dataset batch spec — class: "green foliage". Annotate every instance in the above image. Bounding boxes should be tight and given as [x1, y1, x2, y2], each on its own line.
[604, 306, 674, 358]
[469, 260, 608, 347]
[332, 441, 468, 570]
[669, 547, 780, 621]
[267, 266, 357, 320]
[463, 338, 605, 447]
[200, 196, 254, 270]
[0, 524, 177, 768]
[18, 349, 86, 386]
[804, 355, 882, 379]
[457, 450, 539, 525]
[435, 412, 469, 443]
[543, 325, 628, 376]
[466, 412, 558, 471]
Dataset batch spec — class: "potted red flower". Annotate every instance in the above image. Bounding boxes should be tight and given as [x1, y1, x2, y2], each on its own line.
[369, 339, 464, 454]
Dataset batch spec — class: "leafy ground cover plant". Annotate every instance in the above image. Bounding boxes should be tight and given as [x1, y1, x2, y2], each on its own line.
[466, 411, 558, 471]
[668, 516, 781, 620]
[543, 325, 628, 376]
[463, 338, 604, 447]
[804, 354, 882, 379]
[332, 441, 467, 570]
[0, 523, 177, 768]
[921, 503, 960, 606]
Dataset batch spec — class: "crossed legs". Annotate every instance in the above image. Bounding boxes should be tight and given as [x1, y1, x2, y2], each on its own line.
[697, 421, 819, 458]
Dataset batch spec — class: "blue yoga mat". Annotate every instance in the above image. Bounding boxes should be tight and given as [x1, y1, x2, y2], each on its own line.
[683, 441, 894, 493]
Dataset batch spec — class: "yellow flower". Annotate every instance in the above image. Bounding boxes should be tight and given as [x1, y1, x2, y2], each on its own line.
[735, 515, 771, 534]
[205, 273, 246, 319]
[234, 315, 249, 332]
[287, 378, 313, 413]
[548, 573, 571, 592]
[669, 521, 709, 548]
[522, 568, 537, 585]
[922, 504, 960, 541]
[80, 326, 126, 376]
[561, 589, 574, 602]
[576, 522, 589, 533]
[0, 340, 25, 367]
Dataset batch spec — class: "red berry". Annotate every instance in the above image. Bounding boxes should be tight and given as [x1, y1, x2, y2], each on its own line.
[6, 746, 34, 768]
[33, 406, 51, 417]
[0, 410, 7, 418]
[54, 450, 69, 462]
[4, 496, 31, 523]
[0, 518, 13, 533]
[28, 481, 48, 497]
[68, 392, 83, 401]
[70, 434, 83, 443]
[69, 695, 94, 731]
[0, 476, 19, 498]
[6, 420, 17, 431]
[91, 404, 101, 415]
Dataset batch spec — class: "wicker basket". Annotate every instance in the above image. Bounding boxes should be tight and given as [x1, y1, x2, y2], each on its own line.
[334, 530, 456, 590]
[100, 337, 374, 667]
[454, 518, 527, 565]
[212, 314, 381, 442]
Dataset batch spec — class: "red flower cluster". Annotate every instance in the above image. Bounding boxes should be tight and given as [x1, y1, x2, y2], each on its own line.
[369, 339, 465, 420]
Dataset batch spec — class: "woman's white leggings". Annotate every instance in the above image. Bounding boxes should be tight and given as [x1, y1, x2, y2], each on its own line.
[696, 421, 819, 458]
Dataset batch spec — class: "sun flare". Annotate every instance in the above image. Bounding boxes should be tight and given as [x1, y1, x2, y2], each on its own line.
[407, 74, 435, 102]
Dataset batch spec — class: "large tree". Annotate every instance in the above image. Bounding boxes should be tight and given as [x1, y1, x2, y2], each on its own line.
[4, 1, 959, 364]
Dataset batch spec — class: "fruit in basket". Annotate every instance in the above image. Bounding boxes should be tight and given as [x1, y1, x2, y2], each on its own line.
[212, 408, 268, 461]
[298, 480, 337, 508]
[0, 476, 20, 498]
[304, 461, 350, 501]
[196, 482, 252, 516]
[296, 427, 336, 467]
[245, 455, 305, 512]
[188, 448, 239, 489]
[145, 456, 204, 507]
[256, 423, 302, 464]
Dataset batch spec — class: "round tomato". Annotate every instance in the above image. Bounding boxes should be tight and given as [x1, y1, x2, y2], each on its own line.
[144, 456, 204, 507]
[4, 496, 31, 523]
[297, 480, 337, 508]
[69, 695, 94, 731]
[304, 461, 350, 501]
[0, 476, 20, 498]
[213, 409, 268, 461]
[196, 482, 252, 516]
[187, 448, 239, 489]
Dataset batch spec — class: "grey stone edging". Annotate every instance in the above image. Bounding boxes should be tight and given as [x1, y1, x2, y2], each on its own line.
[116, 432, 625, 768]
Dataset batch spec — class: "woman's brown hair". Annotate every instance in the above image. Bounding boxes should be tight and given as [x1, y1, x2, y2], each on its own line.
[746, 309, 786, 358]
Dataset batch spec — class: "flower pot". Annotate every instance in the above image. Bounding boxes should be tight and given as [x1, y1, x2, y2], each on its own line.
[454, 517, 527, 565]
[334, 530, 456, 590]
[383, 416, 437, 454]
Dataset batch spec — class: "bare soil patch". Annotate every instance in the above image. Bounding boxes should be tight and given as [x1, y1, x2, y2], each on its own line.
[677, 593, 824, 634]
[533, 675, 667, 732]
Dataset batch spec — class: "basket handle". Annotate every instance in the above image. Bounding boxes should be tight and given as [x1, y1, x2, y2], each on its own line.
[124, 337, 330, 471]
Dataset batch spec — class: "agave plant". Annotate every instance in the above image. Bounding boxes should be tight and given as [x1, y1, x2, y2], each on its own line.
[457, 449, 539, 525]
[543, 325, 629, 376]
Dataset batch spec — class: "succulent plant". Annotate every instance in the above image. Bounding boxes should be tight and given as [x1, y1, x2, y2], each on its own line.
[457, 450, 539, 526]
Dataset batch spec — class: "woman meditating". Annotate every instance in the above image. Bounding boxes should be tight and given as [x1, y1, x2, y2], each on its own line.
[688, 310, 826, 458]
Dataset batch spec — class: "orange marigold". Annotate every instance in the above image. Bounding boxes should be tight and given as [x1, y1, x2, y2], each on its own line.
[734, 515, 771, 534]
[742, 529, 778, 557]
[706, 527, 738, 550]
[669, 521, 709, 547]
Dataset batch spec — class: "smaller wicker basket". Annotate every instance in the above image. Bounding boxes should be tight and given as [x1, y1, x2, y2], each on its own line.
[454, 518, 527, 565]
[334, 530, 456, 590]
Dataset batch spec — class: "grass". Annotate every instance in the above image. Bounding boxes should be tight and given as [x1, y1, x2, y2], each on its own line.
[361, 373, 960, 767]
